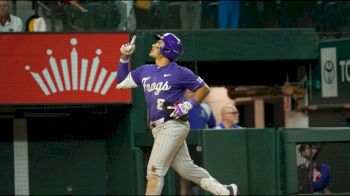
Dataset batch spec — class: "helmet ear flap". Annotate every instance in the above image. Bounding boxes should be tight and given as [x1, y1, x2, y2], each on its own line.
[163, 48, 171, 53]
[160, 44, 174, 60]
[154, 33, 183, 61]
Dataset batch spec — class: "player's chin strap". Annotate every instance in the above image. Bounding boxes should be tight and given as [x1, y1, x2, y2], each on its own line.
[200, 176, 230, 195]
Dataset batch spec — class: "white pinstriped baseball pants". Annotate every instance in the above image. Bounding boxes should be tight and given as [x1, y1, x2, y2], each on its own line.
[145, 119, 211, 195]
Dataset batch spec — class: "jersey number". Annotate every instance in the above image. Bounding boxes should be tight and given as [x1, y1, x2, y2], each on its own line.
[157, 99, 165, 110]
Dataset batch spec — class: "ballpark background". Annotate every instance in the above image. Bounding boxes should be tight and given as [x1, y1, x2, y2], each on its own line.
[0, 0, 350, 195]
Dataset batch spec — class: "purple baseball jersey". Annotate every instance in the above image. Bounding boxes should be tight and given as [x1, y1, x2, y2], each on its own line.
[130, 62, 205, 121]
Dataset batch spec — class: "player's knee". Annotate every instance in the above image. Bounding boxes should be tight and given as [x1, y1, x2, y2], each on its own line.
[147, 164, 163, 178]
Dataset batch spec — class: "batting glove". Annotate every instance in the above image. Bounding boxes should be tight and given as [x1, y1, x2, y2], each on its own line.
[168, 98, 197, 119]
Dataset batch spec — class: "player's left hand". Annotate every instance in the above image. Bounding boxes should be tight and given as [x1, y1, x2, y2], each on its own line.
[168, 101, 194, 119]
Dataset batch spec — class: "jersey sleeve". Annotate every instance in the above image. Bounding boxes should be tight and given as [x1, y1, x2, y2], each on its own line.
[130, 66, 143, 85]
[178, 67, 205, 91]
[117, 62, 129, 83]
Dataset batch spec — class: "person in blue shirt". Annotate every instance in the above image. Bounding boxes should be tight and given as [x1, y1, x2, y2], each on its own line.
[218, 0, 240, 29]
[215, 104, 242, 129]
[188, 102, 216, 129]
[185, 90, 216, 130]
[297, 143, 331, 193]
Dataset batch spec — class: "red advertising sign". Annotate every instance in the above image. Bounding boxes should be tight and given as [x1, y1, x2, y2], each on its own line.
[0, 33, 131, 104]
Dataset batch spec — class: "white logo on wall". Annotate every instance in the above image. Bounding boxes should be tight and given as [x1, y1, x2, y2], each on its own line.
[25, 38, 117, 96]
[320, 47, 338, 97]
[323, 60, 336, 84]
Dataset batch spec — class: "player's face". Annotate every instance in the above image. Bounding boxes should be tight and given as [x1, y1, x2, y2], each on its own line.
[149, 40, 164, 59]
[0, 0, 9, 17]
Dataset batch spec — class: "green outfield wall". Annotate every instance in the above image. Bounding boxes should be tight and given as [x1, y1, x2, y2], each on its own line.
[133, 127, 350, 195]
[4, 122, 349, 195]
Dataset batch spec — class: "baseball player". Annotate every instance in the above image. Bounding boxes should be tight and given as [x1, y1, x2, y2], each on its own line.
[116, 33, 238, 195]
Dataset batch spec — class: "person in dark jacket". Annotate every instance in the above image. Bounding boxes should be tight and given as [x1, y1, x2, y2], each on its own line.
[297, 143, 331, 193]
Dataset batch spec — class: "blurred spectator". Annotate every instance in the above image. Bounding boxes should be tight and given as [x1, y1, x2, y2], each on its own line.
[0, 0, 22, 32]
[133, 0, 160, 29]
[215, 104, 242, 129]
[186, 90, 216, 130]
[134, 0, 151, 10]
[323, 1, 345, 36]
[60, 0, 87, 13]
[179, 0, 202, 30]
[58, 0, 87, 31]
[261, 1, 279, 28]
[114, 1, 135, 31]
[218, 0, 240, 29]
[201, 1, 218, 29]
[189, 102, 216, 129]
[297, 143, 331, 194]
[156, 0, 180, 29]
[279, 1, 304, 28]
[25, 14, 47, 32]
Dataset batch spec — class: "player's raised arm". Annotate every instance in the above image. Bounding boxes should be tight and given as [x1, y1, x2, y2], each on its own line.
[116, 35, 138, 89]
[117, 35, 135, 82]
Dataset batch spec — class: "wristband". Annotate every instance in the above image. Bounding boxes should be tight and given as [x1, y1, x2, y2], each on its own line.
[187, 98, 197, 106]
[120, 54, 129, 63]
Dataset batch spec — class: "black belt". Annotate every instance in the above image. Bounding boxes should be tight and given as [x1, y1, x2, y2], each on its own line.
[149, 117, 169, 129]
[149, 116, 188, 129]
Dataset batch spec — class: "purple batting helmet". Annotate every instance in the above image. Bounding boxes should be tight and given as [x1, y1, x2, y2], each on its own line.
[154, 33, 183, 61]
